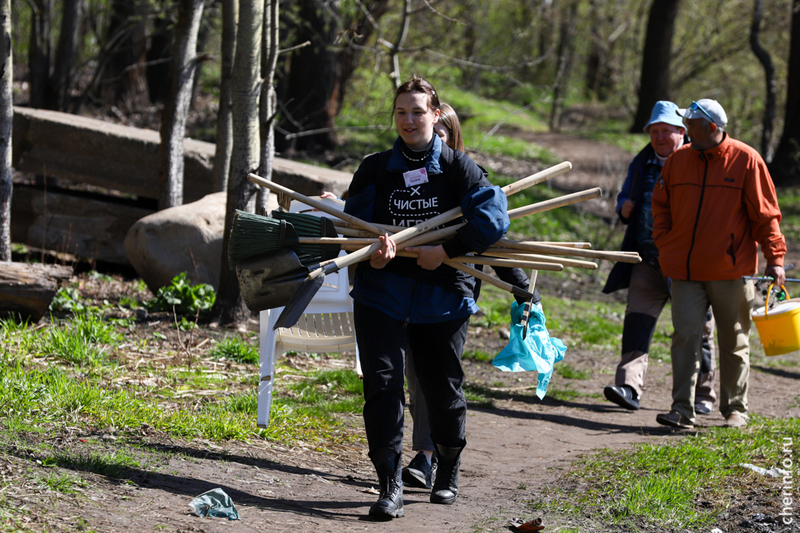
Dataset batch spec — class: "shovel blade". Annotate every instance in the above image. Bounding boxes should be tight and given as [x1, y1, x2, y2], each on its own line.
[272, 273, 325, 329]
[235, 249, 310, 312]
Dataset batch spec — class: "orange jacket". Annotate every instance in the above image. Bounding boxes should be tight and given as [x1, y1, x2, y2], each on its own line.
[652, 134, 785, 281]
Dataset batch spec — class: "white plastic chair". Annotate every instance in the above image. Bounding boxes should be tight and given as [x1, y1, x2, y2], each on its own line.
[257, 198, 361, 429]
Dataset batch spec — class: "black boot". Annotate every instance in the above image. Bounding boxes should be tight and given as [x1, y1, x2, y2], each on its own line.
[369, 448, 404, 519]
[430, 444, 463, 505]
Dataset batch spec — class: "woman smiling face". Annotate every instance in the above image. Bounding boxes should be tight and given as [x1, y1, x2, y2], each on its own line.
[394, 91, 439, 151]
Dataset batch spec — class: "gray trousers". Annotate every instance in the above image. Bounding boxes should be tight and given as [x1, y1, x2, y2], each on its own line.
[616, 262, 716, 404]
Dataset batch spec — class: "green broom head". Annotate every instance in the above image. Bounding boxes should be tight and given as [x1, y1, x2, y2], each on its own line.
[271, 211, 340, 264]
[228, 210, 299, 269]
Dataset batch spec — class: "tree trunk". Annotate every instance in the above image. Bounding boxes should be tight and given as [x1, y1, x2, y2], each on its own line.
[256, 0, 279, 214]
[212, 0, 237, 193]
[276, 0, 338, 151]
[387, 0, 411, 88]
[147, 1, 172, 105]
[0, 0, 11, 261]
[770, 0, 800, 185]
[157, 0, 206, 210]
[100, 0, 149, 108]
[549, 0, 579, 132]
[333, 0, 390, 114]
[28, 0, 52, 109]
[215, 0, 263, 325]
[51, 0, 82, 111]
[750, 0, 776, 161]
[630, 0, 681, 133]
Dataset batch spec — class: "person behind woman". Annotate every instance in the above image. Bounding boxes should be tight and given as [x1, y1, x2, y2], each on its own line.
[344, 78, 511, 520]
[402, 102, 540, 491]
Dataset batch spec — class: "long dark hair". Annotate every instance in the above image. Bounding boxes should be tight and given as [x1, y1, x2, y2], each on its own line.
[391, 76, 441, 118]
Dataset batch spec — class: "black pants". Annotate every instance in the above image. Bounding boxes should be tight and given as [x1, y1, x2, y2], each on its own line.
[354, 301, 469, 455]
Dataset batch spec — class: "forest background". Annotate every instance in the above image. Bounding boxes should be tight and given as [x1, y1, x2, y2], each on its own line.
[1, 0, 799, 319]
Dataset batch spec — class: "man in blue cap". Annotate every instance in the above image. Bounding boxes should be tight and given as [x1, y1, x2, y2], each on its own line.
[602, 101, 717, 413]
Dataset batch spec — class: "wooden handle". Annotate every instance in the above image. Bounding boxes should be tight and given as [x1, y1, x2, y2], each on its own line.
[521, 270, 538, 338]
[250, 161, 573, 240]
[500, 161, 572, 196]
[248, 173, 389, 235]
[507, 188, 602, 219]
[495, 238, 641, 263]
[482, 249, 598, 270]
[393, 250, 563, 271]
[444, 261, 537, 300]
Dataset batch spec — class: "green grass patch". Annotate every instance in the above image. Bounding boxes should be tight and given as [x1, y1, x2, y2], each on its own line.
[462, 383, 497, 409]
[35, 471, 88, 494]
[462, 349, 496, 363]
[774, 187, 800, 246]
[44, 449, 141, 479]
[580, 126, 646, 155]
[208, 337, 259, 365]
[541, 298, 625, 350]
[556, 364, 591, 380]
[278, 368, 364, 418]
[531, 415, 800, 530]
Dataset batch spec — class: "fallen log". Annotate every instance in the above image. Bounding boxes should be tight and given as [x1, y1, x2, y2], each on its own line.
[0, 262, 74, 323]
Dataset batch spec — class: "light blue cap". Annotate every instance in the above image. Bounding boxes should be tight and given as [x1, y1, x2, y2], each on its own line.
[644, 101, 685, 132]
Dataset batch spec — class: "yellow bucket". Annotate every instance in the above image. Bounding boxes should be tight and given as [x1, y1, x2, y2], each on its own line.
[752, 284, 800, 356]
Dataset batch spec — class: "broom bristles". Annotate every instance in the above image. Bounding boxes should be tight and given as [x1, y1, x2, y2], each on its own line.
[228, 210, 295, 268]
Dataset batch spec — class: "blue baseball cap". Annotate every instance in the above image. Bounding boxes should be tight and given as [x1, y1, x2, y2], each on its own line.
[644, 101, 685, 133]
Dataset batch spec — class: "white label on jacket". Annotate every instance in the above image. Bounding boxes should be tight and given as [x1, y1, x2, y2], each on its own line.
[403, 168, 429, 187]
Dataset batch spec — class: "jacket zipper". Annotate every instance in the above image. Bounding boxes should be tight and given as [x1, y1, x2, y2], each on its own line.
[685, 152, 709, 281]
[728, 233, 737, 265]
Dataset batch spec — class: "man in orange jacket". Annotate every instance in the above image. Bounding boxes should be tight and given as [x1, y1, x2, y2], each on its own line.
[652, 98, 786, 430]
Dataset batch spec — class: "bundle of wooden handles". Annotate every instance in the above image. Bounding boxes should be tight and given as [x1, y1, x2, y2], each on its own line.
[247, 161, 640, 302]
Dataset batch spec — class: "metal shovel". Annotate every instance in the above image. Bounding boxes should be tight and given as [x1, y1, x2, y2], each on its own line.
[235, 248, 312, 312]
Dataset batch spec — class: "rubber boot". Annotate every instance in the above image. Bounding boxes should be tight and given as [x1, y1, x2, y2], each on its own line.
[368, 448, 404, 519]
[430, 444, 463, 505]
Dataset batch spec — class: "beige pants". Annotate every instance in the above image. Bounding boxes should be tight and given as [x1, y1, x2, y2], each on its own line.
[617, 262, 716, 402]
[670, 279, 754, 423]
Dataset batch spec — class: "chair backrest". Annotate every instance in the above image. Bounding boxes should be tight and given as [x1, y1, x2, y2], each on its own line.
[257, 198, 360, 428]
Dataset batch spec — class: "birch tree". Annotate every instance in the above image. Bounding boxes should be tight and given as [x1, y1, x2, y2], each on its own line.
[157, 0, 206, 210]
[0, 0, 11, 261]
[215, 0, 263, 324]
[212, 0, 237, 193]
[255, 0, 279, 214]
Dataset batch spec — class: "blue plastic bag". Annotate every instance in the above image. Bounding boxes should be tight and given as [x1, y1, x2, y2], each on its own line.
[492, 301, 567, 399]
[188, 488, 240, 520]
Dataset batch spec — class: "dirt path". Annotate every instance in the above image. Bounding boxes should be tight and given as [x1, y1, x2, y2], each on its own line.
[497, 130, 635, 220]
[9, 132, 798, 533]
[34, 347, 799, 533]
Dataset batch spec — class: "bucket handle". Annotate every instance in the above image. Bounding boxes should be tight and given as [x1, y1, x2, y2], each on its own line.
[764, 283, 788, 318]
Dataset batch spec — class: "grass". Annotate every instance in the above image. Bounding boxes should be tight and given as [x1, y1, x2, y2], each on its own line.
[541, 298, 625, 351]
[530, 415, 800, 530]
[208, 336, 259, 364]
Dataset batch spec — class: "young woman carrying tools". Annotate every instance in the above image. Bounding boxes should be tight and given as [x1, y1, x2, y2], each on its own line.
[400, 102, 541, 492]
[343, 78, 517, 520]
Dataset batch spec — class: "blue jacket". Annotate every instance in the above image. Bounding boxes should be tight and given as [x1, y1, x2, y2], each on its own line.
[345, 135, 510, 323]
[602, 143, 655, 294]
